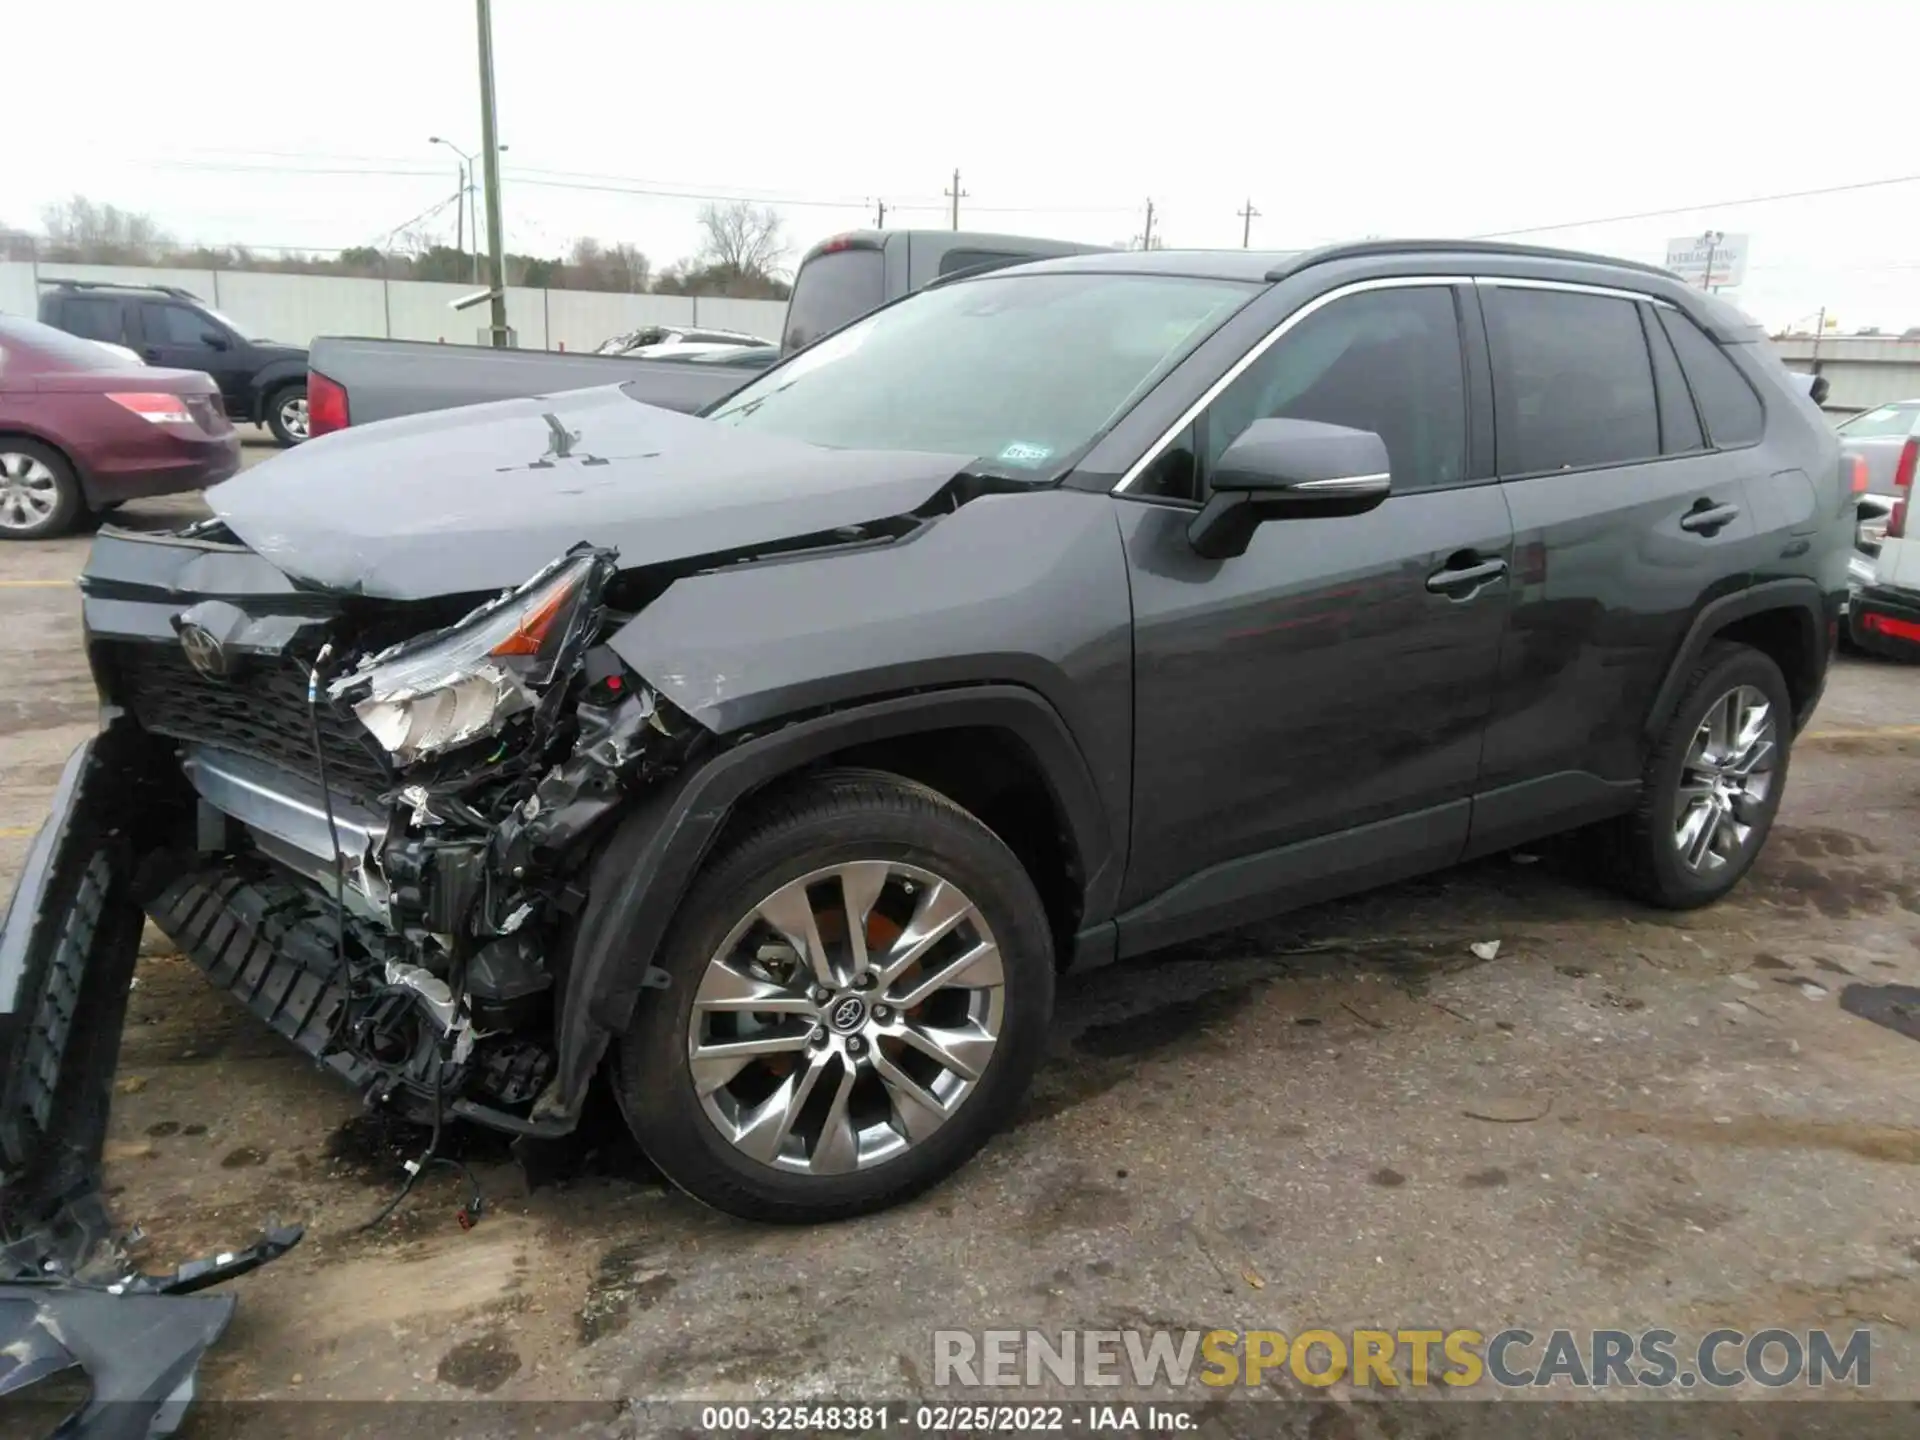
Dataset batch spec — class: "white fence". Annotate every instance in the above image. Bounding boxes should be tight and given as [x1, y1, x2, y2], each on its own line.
[0, 261, 788, 353]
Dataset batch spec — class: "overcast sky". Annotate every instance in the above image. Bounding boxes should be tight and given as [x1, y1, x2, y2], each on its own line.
[9, 0, 1918, 330]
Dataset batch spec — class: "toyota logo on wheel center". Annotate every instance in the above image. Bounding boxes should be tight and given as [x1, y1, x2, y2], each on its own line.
[828, 996, 868, 1033]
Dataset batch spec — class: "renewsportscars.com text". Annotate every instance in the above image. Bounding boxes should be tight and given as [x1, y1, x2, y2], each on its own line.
[933, 1327, 1872, 1390]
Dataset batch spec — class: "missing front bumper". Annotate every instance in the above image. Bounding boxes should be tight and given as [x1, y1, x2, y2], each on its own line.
[0, 724, 301, 1436]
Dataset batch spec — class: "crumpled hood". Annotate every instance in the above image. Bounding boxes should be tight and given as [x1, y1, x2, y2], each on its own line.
[210, 385, 972, 599]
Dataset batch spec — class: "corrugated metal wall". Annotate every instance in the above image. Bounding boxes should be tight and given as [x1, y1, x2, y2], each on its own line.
[1770, 336, 1920, 414]
[0, 261, 786, 353]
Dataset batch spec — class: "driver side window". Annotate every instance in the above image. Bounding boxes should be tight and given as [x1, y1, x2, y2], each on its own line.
[1204, 285, 1468, 498]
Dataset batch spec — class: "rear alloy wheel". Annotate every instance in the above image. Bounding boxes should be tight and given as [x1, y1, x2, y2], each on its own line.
[266, 385, 308, 446]
[615, 770, 1054, 1221]
[0, 442, 83, 540]
[1606, 643, 1792, 908]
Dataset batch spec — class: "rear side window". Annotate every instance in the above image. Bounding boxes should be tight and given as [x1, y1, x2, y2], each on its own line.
[56, 296, 126, 343]
[1642, 306, 1705, 455]
[937, 248, 1029, 278]
[782, 248, 885, 352]
[1656, 309, 1763, 447]
[1485, 287, 1660, 473]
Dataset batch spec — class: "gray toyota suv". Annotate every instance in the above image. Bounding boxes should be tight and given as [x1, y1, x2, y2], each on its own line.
[3, 240, 1847, 1246]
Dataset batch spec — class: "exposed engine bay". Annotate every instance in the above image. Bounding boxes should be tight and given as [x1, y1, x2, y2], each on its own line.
[126, 543, 708, 1137]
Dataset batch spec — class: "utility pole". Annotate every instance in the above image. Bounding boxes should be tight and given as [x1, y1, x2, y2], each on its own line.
[945, 169, 968, 231]
[1811, 305, 1826, 363]
[1140, 199, 1156, 250]
[872, 198, 887, 229]
[1238, 198, 1260, 248]
[475, 0, 511, 347]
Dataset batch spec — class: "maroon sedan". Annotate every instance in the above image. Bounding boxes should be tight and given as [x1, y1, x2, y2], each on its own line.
[0, 315, 240, 540]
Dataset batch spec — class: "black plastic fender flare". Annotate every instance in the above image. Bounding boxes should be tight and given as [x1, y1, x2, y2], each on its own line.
[1642, 578, 1830, 741]
[248, 361, 308, 421]
[549, 684, 1117, 1120]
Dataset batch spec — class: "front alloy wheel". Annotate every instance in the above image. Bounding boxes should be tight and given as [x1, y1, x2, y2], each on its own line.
[691, 861, 1004, 1174]
[616, 770, 1054, 1222]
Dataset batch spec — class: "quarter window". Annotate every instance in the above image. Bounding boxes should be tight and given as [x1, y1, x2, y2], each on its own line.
[1201, 286, 1468, 495]
[1485, 287, 1660, 473]
[1656, 309, 1764, 447]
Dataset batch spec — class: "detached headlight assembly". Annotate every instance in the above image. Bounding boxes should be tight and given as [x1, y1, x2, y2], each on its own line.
[332, 548, 614, 765]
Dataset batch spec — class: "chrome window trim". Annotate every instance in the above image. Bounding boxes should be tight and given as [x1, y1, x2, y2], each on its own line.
[1111, 275, 1472, 495]
[1475, 275, 1677, 308]
[1294, 473, 1389, 491]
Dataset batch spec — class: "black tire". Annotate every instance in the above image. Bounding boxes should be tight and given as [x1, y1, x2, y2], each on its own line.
[1603, 642, 1793, 909]
[264, 383, 308, 446]
[614, 768, 1055, 1222]
[0, 438, 84, 541]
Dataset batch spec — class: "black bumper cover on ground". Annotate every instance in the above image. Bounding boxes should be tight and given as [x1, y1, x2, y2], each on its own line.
[0, 724, 300, 1437]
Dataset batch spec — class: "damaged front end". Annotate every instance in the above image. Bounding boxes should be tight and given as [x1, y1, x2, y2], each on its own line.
[109, 539, 703, 1140]
[0, 528, 710, 1428]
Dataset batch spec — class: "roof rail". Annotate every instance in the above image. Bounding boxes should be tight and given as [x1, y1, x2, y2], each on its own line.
[35, 278, 203, 300]
[1265, 238, 1676, 284]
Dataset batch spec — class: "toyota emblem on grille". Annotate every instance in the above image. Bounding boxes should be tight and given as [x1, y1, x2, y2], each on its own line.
[178, 623, 229, 678]
[828, 996, 868, 1033]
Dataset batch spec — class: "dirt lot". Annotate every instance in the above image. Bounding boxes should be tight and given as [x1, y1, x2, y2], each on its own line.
[5, 464, 1920, 1427]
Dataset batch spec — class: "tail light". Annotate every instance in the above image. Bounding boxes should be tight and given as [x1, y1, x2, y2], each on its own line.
[106, 392, 195, 425]
[1847, 454, 1870, 495]
[1889, 436, 1917, 540]
[307, 371, 349, 437]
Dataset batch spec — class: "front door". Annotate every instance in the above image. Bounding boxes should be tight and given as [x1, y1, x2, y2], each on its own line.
[1117, 279, 1513, 953]
[138, 302, 249, 414]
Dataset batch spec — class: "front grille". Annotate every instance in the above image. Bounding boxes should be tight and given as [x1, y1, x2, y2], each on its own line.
[107, 641, 393, 802]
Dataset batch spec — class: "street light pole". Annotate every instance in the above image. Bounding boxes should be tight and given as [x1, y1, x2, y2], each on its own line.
[1700, 229, 1723, 294]
[475, 0, 510, 347]
[430, 136, 480, 283]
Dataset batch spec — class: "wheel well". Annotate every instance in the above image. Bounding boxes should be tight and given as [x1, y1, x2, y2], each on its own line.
[1714, 607, 1821, 722]
[0, 431, 82, 486]
[802, 728, 1086, 965]
[259, 377, 302, 420]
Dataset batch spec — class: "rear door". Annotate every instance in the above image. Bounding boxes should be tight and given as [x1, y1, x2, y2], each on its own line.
[1470, 280, 1758, 852]
[1119, 279, 1513, 949]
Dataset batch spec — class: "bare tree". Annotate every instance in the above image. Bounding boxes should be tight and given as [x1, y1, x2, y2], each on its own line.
[695, 201, 787, 281]
[565, 237, 651, 292]
[40, 196, 172, 264]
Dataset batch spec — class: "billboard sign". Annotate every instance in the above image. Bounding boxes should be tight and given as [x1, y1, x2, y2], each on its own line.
[1665, 233, 1749, 289]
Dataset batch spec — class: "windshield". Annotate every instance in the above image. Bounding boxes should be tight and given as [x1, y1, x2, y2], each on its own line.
[712, 272, 1255, 470]
[1838, 404, 1918, 439]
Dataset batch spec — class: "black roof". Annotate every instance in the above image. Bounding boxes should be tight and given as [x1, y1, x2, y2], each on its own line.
[1009, 238, 1677, 285]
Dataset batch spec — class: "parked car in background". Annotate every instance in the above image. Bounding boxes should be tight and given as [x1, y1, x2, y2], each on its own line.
[1840, 400, 1920, 657]
[0, 315, 239, 538]
[37, 280, 311, 445]
[593, 324, 768, 356]
[306, 230, 1112, 436]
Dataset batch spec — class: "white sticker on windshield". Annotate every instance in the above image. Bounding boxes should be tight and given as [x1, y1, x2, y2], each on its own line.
[998, 441, 1053, 467]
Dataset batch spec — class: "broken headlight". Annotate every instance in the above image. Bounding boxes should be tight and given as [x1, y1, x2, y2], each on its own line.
[332, 549, 611, 765]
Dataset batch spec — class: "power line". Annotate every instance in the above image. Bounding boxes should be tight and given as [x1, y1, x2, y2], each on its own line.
[1471, 172, 1920, 238]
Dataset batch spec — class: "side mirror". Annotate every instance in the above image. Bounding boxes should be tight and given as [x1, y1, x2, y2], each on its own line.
[1186, 418, 1392, 560]
[201, 330, 230, 350]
